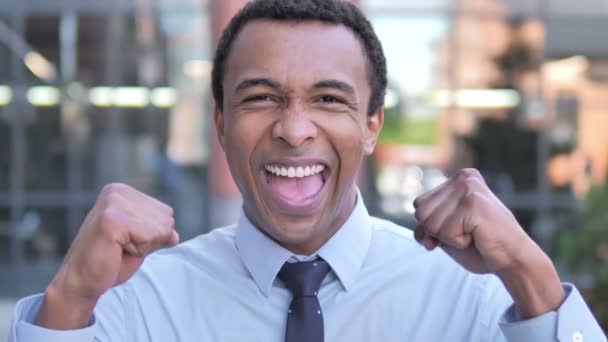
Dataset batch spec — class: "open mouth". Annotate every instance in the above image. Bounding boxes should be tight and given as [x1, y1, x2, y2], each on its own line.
[262, 162, 330, 214]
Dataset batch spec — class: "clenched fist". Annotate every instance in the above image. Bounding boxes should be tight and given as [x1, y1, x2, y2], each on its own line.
[413, 168, 564, 318]
[36, 183, 179, 329]
[413, 168, 529, 274]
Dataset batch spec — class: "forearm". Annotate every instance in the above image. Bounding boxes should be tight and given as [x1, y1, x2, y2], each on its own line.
[497, 245, 565, 319]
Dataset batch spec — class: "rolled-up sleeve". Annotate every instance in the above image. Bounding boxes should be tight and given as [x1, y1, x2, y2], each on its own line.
[9, 294, 96, 342]
[499, 283, 607, 342]
[9, 285, 127, 342]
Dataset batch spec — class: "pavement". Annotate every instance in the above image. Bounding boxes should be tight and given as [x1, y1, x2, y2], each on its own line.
[0, 298, 16, 341]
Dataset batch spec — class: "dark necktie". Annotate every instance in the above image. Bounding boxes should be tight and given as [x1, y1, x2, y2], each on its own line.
[278, 259, 331, 342]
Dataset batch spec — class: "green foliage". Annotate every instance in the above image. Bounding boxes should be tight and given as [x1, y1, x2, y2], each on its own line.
[553, 181, 608, 328]
[555, 183, 608, 281]
[379, 115, 438, 146]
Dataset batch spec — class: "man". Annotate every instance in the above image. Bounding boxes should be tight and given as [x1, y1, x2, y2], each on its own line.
[9, 0, 605, 341]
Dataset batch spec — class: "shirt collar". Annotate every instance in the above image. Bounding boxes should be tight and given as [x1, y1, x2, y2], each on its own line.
[235, 189, 372, 296]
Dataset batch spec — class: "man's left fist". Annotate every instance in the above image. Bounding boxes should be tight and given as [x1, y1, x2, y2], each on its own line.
[413, 168, 534, 275]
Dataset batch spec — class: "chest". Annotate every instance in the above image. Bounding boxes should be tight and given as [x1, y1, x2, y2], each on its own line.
[125, 275, 484, 342]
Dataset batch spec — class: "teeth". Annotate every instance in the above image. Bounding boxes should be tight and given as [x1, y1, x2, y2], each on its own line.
[265, 163, 325, 178]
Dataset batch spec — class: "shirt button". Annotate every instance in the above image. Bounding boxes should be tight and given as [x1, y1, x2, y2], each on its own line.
[572, 331, 583, 342]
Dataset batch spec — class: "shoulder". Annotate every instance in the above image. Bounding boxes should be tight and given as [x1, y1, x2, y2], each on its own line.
[364, 215, 426, 270]
[119, 224, 249, 298]
[366, 215, 507, 296]
[368, 216, 418, 248]
[137, 224, 240, 275]
[365, 215, 499, 289]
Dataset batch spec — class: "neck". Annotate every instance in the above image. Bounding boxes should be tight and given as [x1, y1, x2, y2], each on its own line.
[280, 186, 358, 255]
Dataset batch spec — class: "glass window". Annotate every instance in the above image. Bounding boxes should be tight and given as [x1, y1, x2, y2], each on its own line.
[0, 2, 213, 267]
[0, 17, 10, 191]
[547, 0, 608, 16]
[0, 207, 10, 260]
[21, 207, 68, 261]
[364, 0, 454, 11]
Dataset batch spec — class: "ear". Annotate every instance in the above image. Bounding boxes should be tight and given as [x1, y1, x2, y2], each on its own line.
[363, 107, 384, 155]
[213, 102, 225, 150]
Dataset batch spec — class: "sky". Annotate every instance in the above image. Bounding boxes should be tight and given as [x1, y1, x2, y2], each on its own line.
[371, 15, 448, 95]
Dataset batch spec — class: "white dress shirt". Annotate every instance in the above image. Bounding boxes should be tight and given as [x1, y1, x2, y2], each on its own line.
[9, 194, 606, 341]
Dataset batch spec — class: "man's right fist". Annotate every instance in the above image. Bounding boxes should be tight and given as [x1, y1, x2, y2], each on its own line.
[35, 183, 179, 329]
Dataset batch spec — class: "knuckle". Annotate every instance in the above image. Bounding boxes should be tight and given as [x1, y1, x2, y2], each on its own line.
[462, 168, 481, 178]
[150, 223, 164, 238]
[455, 168, 482, 182]
[100, 183, 112, 195]
[99, 207, 119, 232]
[413, 225, 427, 242]
[146, 232, 160, 248]
[462, 191, 481, 208]
[451, 236, 469, 249]
[413, 197, 422, 209]
[163, 228, 175, 243]
[102, 183, 123, 194]
[149, 197, 172, 215]
[455, 169, 469, 180]
[161, 204, 174, 216]
[454, 179, 468, 193]
[423, 220, 439, 236]
[156, 223, 171, 239]
[134, 241, 153, 256]
[100, 207, 116, 221]
[455, 176, 483, 195]
[153, 227, 168, 247]
[106, 190, 122, 204]
[423, 227, 436, 237]
[463, 176, 481, 190]
[166, 215, 175, 228]
[166, 205, 174, 216]
[101, 183, 128, 203]
[414, 208, 428, 223]
[102, 192, 126, 213]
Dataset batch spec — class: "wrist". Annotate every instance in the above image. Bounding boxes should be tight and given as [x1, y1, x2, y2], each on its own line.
[34, 274, 99, 329]
[496, 243, 565, 319]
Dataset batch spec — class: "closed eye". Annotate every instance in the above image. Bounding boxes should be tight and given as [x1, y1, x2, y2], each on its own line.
[317, 95, 344, 104]
[243, 94, 277, 103]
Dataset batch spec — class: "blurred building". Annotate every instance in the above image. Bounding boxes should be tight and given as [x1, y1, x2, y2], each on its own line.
[0, 0, 607, 300]
[366, 0, 608, 242]
[0, 0, 216, 296]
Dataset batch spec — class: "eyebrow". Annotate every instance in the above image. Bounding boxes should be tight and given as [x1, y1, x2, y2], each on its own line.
[235, 78, 282, 93]
[312, 80, 355, 94]
[234, 78, 355, 95]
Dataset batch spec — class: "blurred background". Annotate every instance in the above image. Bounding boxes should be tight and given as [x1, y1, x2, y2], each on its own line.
[1, 0, 608, 337]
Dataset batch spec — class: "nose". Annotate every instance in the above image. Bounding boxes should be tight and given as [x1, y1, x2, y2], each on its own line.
[271, 109, 318, 148]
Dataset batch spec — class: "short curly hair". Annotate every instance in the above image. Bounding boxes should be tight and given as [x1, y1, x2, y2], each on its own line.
[211, 0, 387, 116]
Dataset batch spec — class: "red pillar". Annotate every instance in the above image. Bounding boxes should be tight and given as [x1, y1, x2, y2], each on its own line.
[209, 0, 246, 200]
[207, 0, 249, 228]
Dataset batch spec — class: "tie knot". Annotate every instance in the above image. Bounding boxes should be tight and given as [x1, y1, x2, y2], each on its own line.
[278, 259, 330, 298]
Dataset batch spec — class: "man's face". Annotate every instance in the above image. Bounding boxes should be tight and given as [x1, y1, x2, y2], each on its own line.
[215, 20, 383, 254]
